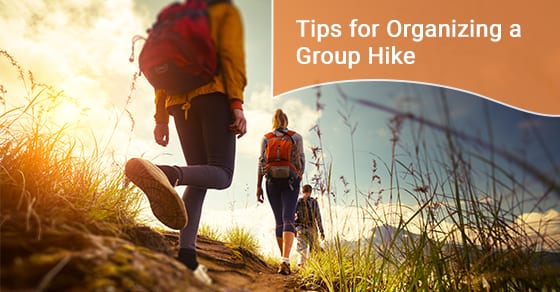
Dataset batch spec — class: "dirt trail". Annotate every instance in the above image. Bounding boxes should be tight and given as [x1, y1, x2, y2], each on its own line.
[170, 234, 303, 291]
[1, 225, 305, 291]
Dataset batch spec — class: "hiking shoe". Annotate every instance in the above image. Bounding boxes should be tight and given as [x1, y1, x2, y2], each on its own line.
[193, 264, 212, 285]
[278, 262, 291, 275]
[125, 158, 187, 230]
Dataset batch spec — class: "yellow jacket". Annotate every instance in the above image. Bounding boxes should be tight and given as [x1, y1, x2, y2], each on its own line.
[154, 1, 247, 124]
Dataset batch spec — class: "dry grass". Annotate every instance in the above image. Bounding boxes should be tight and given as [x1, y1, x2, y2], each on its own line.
[298, 86, 560, 291]
[0, 50, 143, 239]
[224, 225, 261, 256]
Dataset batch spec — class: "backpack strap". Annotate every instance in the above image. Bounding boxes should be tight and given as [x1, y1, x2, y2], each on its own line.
[285, 130, 302, 178]
[207, 0, 232, 5]
[285, 130, 295, 143]
[265, 129, 294, 141]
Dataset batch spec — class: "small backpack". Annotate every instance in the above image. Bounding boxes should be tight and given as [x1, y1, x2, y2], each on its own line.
[264, 130, 301, 180]
[135, 0, 217, 94]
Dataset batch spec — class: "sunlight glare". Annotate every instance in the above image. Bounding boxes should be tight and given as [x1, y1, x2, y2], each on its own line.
[49, 99, 85, 127]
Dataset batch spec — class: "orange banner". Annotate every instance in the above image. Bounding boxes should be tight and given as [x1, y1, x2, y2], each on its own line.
[273, 0, 560, 116]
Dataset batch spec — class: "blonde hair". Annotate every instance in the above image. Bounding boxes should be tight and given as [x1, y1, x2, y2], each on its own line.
[272, 109, 288, 130]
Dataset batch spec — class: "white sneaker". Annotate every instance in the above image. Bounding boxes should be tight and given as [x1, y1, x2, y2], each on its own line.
[193, 264, 212, 285]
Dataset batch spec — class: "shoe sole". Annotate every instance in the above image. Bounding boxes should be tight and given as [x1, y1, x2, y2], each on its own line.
[125, 158, 187, 230]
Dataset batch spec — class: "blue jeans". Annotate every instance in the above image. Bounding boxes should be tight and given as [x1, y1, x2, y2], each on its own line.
[266, 178, 300, 238]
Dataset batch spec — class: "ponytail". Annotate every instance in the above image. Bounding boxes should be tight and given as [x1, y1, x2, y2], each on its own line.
[272, 109, 288, 130]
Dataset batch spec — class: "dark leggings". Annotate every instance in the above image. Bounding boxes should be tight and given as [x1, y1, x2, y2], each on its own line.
[266, 178, 300, 238]
[160, 92, 235, 250]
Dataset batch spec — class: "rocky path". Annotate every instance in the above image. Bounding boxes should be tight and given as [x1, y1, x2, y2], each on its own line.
[193, 235, 301, 291]
[1, 225, 304, 291]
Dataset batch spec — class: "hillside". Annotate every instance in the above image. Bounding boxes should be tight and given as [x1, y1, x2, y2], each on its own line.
[1, 225, 301, 291]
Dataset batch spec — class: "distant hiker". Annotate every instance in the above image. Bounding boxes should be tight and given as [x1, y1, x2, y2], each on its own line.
[295, 184, 325, 268]
[256, 109, 305, 275]
[125, 0, 246, 286]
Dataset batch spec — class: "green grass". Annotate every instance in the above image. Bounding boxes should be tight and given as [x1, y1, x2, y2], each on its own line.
[223, 225, 260, 255]
[1, 50, 263, 267]
[198, 223, 222, 241]
[199, 223, 262, 257]
[3, 50, 558, 291]
[297, 86, 560, 291]
[0, 50, 142, 238]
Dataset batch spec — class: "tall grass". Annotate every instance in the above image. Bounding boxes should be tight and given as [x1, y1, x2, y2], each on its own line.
[298, 86, 560, 291]
[0, 50, 142, 238]
[198, 223, 222, 241]
[224, 225, 260, 255]
[198, 222, 261, 256]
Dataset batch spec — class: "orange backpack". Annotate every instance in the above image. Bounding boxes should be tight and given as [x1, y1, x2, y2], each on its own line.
[264, 130, 301, 179]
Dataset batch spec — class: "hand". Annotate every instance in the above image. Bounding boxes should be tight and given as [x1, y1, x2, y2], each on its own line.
[256, 187, 264, 203]
[154, 123, 169, 146]
[229, 108, 247, 138]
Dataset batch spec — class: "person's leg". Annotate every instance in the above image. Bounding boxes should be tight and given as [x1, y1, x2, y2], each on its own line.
[177, 186, 206, 268]
[282, 231, 295, 259]
[169, 102, 207, 271]
[167, 93, 236, 189]
[167, 93, 234, 272]
[309, 230, 319, 253]
[280, 179, 300, 259]
[275, 237, 283, 255]
[276, 179, 300, 275]
[266, 179, 285, 255]
[296, 228, 308, 266]
[297, 228, 311, 267]
[179, 93, 235, 189]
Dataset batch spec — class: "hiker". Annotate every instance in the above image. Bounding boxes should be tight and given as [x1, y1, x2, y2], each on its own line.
[295, 184, 325, 268]
[125, 0, 246, 286]
[256, 109, 305, 275]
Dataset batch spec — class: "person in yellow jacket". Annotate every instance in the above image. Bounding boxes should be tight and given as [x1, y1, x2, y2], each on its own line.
[125, 0, 246, 286]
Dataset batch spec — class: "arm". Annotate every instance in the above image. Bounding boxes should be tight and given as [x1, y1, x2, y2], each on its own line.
[153, 89, 170, 146]
[214, 3, 247, 138]
[295, 133, 305, 175]
[294, 199, 301, 225]
[215, 3, 246, 107]
[256, 136, 267, 203]
[314, 199, 325, 237]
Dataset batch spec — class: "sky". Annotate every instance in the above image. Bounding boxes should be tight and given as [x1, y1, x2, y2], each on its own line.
[1, 0, 559, 256]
